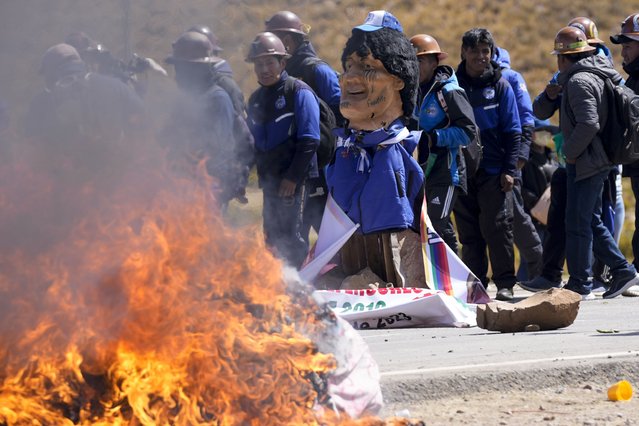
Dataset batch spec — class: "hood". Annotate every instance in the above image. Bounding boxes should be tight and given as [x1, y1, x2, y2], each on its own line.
[420, 64, 456, 94]
[493, 46, 511, 69]
[559, 54, 622, 85]
[286, 40, 318, 70]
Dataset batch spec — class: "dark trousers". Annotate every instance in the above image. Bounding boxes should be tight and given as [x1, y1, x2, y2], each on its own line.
[301, 174, 327, 242]
[631, 176, 639, 270]
[454, 171, 516, 289]
[541, 167, 567, 283]
[565, 165, 633, 293]
[426, 184, 459, 253]
[262, 182, 308, 268]
[513, 180, 543, 280]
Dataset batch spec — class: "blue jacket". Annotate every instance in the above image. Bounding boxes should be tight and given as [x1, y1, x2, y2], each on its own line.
[493, 47, 534, 162]
[326, 119, 424, 234]
[286, 41, 342, 123]
[456, 60, 521, 176]
[247, 72, 320, 186]
[414, 65, 477, 190]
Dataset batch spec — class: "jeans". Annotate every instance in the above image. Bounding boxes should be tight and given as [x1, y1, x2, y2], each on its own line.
[565, 165, 632, 293]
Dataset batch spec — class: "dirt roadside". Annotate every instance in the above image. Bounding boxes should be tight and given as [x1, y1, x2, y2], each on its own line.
[379, 360, 639, 425]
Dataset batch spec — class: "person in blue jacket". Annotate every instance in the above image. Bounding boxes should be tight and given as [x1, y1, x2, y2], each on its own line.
[493, 46, 543, 281]
[453, 28, 522, 301]
[326, 10, 424, 284]
[265, 11, 343, 246]
[409, 34, 478, 254]
[246, 32, 320, 269]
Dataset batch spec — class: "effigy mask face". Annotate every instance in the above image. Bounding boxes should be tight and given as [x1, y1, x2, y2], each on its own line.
[339, 51, 404, 131]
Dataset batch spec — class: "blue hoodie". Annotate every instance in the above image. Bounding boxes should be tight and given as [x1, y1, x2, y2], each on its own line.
[326, 119, 424, 234]
[493, 46, 534, 161]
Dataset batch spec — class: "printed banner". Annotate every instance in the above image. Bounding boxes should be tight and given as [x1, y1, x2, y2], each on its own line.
[299, 194, 359, 283]
[420, 195, 491, 304]
[313, 287, 476, 329]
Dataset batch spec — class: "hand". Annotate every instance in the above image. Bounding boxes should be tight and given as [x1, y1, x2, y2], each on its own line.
[545, 83, 562, 100]
[500, 173, 514, 192]
[517, 159, 526, 170]
[278, 178, 297, 198]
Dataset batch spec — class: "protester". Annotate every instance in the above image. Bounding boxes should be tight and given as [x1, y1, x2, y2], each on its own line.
[65, 31, 166, 97]
[265, 10, 342, 244]
[325, 11, 424, 284]
[533, 26, 639, 300]
[453, 28, 521, 301]
[610, 12, 639, 297]
[493, 46, 543, 281]
[568, 17, 614, 64]
[187, 25, 236, 80]
[246, 32, 320, 268]
[162, 31, 251, 209]
[409, 33, 477, 253]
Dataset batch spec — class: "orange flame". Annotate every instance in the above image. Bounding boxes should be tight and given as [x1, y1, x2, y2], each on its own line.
[0, 136, 421, 425]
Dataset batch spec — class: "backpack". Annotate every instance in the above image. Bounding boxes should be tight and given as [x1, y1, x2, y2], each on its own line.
[436, 90, 483, 177]
[580, 69, 639, 165]
[283, 77, 337, 168]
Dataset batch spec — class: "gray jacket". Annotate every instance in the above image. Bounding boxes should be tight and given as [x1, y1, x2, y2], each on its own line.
[557, 55, 622, 181]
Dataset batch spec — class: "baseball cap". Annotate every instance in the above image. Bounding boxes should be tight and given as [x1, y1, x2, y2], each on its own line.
[355, 10, 403, 33]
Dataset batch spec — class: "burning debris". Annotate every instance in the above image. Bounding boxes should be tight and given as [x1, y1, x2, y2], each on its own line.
[0, 124, 424, 424]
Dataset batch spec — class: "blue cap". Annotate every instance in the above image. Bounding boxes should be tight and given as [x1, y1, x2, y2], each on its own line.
[354, 10, 403, 33]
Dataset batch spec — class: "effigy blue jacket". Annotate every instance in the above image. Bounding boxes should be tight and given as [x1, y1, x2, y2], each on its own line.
[326, 119, 424, 234]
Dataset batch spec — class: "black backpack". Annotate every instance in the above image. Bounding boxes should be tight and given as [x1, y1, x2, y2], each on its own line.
[436, 90, 483, 177]
[581, 69, 639, 165]
[283, 77, 337, 168]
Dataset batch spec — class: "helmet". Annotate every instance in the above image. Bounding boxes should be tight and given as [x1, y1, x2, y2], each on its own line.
[40, 43, 83, 75]
[610, 13, 639, 44]
[410, 34, 448, 60]
[187, 25, 224, 53]
[166, 31, 220, 64]
[568, 17, 604, 44]
[551, 26, 596, 55]
[246, 32, 289, 62]
[264, 11, 310, 35]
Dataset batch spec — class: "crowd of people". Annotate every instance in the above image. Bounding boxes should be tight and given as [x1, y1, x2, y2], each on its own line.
[15, 9, 639, 302]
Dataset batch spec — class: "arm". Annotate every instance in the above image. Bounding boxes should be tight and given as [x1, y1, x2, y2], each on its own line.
[511, 73, 535, 162]
[284, 88, 320, 184]
[498, 81, 522, 177]
[313, 63, 344, 125]
[432, 88, 476, 149]
[562, 77, 601, 161]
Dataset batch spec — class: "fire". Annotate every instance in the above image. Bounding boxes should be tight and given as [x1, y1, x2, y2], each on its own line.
[0, 134, 421, 425]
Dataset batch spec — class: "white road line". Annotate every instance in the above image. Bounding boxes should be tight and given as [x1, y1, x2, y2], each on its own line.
[380, 351, 639, 377]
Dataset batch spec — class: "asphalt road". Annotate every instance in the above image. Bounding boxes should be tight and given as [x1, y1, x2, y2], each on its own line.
[361, 285, 639, 402]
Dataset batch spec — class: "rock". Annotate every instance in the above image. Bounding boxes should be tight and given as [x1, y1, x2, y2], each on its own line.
[476, 288, 581, 332]
[340, 267, 386, 290]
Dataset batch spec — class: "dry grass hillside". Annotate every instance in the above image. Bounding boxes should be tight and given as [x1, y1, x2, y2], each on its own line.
[1, 0, 637, 254]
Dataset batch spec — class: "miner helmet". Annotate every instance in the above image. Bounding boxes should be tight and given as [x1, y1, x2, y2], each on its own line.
[264, 11, 310, 36]
[245, 32, 290, 62]
[410, 34, 448, 61]
[166, 31, 220, 64]
[187, 25, 224, 53]
[551, 26, 596, 55]
[610, 13, 639, 44]
[568, 17, 604, 45]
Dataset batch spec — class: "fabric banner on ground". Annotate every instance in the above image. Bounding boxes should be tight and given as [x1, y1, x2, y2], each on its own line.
[420, 194, 491, 304]
[313, 287, 476, 329]
[299, 194, 359, 283]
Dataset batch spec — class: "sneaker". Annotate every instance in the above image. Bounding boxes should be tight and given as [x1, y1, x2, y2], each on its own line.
[604, 272, 639, 299]
[495, 287, 514, 301]
[581, 291, 596, 301]
[518, 276, 562, 293]
[622, 285, 639, 297]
